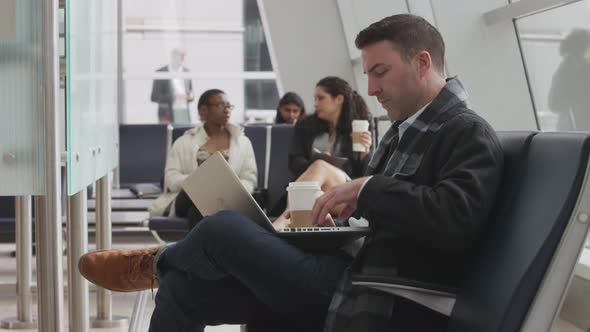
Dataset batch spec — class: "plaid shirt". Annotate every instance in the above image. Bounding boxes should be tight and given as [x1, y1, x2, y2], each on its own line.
[324, 77, 502, 331]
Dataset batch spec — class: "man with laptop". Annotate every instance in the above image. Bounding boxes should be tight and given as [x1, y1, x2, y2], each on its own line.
[79, 14, 503, 331]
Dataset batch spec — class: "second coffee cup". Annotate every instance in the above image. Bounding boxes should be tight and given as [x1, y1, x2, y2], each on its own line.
[352, 119, 370, 152]
[287, 181, 321, 227]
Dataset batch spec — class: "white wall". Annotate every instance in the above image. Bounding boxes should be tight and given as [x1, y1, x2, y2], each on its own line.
[257, 0, 355, 112]
[337, 0, 409, 118]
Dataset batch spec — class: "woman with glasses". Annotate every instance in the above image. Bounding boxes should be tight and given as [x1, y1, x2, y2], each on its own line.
[149, 89, 258, 228]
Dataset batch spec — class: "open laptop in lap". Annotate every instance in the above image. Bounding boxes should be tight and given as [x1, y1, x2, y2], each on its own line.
[182, 152, 370, 250]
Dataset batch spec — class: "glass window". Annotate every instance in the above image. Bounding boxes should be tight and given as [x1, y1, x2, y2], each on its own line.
[516, 1, 590, 131]
[121, 0, 279, 125]
[243, 0, 279, 120]
[516, 5, 590, 331]
[245, 79, 279, 110]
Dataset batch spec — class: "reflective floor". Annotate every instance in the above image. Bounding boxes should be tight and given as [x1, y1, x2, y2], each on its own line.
[0, 239, 240, 332]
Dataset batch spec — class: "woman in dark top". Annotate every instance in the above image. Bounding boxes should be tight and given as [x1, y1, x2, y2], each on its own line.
[269, 77, 372, 217]
[289, 76, 372, 179]
[275, 92, 306, 124]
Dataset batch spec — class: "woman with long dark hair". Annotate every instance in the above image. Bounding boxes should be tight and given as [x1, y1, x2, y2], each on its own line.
[269, 76, 373, 218]
[289, 76, 372, 179]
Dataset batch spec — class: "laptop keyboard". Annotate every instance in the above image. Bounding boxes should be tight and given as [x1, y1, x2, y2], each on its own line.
[280, 227, 342, 232]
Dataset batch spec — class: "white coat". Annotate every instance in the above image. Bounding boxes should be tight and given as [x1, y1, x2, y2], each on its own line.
[149, 123, 258, 216]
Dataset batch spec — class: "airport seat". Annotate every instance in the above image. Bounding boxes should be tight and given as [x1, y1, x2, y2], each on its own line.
[119, 124, 169, 188]
[147, 216, 190, 244]
[266, 124, 295, 212]
[352, 131, 590, 331]
[0, 196, 15, 243]
[244, 124, 270, 192]
[136, 131, 590, 331]
[171, 124, 194, 144]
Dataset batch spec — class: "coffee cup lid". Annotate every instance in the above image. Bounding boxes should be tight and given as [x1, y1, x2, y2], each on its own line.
[287, 181, 320, 191]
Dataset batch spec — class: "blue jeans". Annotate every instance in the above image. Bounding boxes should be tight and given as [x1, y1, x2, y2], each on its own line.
[148, 211, 352, 332]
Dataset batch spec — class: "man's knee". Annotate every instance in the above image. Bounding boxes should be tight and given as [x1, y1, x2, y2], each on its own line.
[196, 210, 245, 241]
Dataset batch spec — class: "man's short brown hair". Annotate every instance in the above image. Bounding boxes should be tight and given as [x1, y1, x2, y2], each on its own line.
[355, 14, 445, 74]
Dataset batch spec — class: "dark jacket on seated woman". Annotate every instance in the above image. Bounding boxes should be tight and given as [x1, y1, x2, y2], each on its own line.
[289, 113, 372, 179]
[269, 76, 373, 217]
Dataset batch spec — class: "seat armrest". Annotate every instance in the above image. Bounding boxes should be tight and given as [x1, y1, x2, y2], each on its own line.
[352, 274, 458, 316]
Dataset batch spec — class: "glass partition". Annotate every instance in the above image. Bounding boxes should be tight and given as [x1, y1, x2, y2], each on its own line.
[0, 0, 46, 195]
[66, 0, 118, 195]
[516, 4, 590, 331]
[516, 1, 590, 131]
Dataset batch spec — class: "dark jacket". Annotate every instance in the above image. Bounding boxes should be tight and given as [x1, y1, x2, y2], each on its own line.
[325, 77, 504, 331]
[150, 65, 194, 121]
[288, 114, 371, 179]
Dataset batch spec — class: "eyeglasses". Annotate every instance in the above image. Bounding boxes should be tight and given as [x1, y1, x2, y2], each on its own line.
[207, 103, 235, 110]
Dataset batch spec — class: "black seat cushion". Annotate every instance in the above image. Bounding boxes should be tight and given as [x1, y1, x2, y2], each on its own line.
[119, 124, 168, 187]
[148, 216, 190, 242]
[448, 132, 590, 332]
[267, 125, 295, 212]
[244, 125, 268, 190]
[172, 125, 194, 144]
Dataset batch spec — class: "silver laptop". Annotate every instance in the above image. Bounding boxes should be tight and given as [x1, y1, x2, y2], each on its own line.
[181, 152, 370, 250]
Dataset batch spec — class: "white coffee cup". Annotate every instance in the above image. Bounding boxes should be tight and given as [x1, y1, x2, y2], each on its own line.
[287, 181, 321, 227]
[352, 120, 370, 152]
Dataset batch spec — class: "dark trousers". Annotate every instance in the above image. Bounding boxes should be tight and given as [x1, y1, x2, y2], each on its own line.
[148, 210, 352, 332]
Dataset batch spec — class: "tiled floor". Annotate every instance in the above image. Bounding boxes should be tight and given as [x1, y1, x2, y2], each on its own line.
[0, 237, 240, 332]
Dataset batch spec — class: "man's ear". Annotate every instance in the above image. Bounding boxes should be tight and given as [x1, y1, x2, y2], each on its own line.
[415, 50, 432, 79]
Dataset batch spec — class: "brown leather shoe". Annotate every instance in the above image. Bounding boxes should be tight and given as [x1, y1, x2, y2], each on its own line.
[78, 246, 161, 292]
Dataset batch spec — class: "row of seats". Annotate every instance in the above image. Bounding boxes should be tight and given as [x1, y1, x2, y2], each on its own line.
[352, 131, 590, 331]
[119, 123, 297, 210]
[0, 123, 299, 243]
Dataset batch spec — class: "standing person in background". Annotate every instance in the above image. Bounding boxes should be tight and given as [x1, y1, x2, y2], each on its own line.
[151, 48, 195, 123]
[548, 29, 590, 131]
[275, 92, 306, 124]
[289, 76, 373, 180]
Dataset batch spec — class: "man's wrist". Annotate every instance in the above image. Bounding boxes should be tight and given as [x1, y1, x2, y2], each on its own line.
[357, 176, 373, 199]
